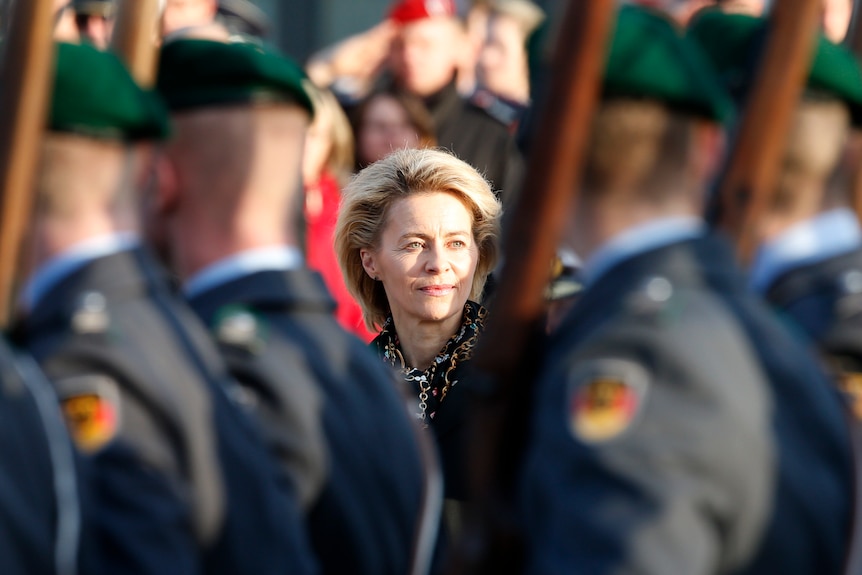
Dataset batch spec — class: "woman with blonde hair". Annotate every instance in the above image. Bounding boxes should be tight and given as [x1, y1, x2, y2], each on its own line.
[335, 147, 502, 500]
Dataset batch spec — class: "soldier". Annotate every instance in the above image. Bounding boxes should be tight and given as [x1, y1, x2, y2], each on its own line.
[15, 42, 316, 575]
[518, 6, 854, 573]
[0, 339, 80, 575]
[691, 11, 862, 415]
[151, 37, 442, 575]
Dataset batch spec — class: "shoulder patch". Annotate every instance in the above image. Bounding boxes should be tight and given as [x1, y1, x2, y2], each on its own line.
[567, 358, 649, 443]
[55, 375, 120, 454]
[838, 371, 862, 421]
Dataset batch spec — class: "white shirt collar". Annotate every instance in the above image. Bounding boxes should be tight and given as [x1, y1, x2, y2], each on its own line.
[582, 216, 705, 287]
[750, 208, 862, 293]
[21, 232, 139, 312]
[183, 245, 304, 299]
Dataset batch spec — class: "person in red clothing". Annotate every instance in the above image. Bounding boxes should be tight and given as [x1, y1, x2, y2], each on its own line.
[303, 85, 377, 341]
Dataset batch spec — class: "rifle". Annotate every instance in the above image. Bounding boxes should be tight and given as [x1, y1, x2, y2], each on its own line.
[714, 0, 821, 263]
[844, 0, 862, 223]
[0, 0, 56, 328]
[446, 1, 616, 573]
[110, 0, 161, 87]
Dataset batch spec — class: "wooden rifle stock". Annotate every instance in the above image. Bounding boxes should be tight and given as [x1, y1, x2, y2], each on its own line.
[715, 0, 821, 263]
[0, 0, 56, 327]
[110, 0, 160, 87]
[844, 0, 862, 223]
[446, 1, 616, 573]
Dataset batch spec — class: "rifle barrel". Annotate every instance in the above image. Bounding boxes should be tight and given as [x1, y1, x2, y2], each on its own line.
[716, 0, 821, 263]
[450, 0, 616, 572]
[0, 0, 56, 327]
[110, 0, 161, 88]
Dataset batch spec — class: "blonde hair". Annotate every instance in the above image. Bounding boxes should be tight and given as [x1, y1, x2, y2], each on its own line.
[306, 83, 355, 186]
[335, 148, 502, 331]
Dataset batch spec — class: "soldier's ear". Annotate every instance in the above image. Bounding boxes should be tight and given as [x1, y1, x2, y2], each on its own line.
[153, 151, 180, 215]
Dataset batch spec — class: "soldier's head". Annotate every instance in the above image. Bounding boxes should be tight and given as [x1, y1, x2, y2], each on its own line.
[152, 38, 313, 277]
[29, 42, 170, 270]
[387, 0, 466, 97]
[569, 6, 732, 255]
[689, 10, 862, 240]
[72, 0, 116, 49]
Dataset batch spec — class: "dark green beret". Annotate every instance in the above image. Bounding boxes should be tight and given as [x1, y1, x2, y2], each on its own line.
[156, 39, 314, 115]
[603, 6, 734, 122]
[51, 42, 171, 141]
[687, 10, 862, 125]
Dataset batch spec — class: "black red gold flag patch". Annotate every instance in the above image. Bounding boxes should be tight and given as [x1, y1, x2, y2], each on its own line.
[568, 358, 649, 443]
[55, 376, 120, 454]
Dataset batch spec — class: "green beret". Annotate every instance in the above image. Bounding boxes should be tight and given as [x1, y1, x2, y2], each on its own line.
[603, 6, 734, 122]
[687, 10, 862, 125]
[156, 40, 314, 115]
[51, 42, 171, 141]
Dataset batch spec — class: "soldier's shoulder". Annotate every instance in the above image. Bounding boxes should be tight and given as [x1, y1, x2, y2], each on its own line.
[467, 88, 525, 129]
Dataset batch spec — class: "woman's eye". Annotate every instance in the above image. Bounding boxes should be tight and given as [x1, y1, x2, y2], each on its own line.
[451, 240, 465, 248]
[406, 241, 423, 249]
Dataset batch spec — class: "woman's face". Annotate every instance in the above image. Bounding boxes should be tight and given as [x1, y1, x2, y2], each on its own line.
[357, 94, 421, 166]
[361, 191, 479, 329]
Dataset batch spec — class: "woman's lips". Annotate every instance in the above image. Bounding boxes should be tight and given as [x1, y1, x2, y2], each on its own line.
[419, 285, 455, 296]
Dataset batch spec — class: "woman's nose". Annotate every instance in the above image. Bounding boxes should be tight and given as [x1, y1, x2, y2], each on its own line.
[424, 244, 451, 273]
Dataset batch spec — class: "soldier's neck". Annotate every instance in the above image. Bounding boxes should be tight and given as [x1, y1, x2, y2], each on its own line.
[172, 219, 299, 285]
[25, 213, 137, 279]
[571, 196, 698, 262]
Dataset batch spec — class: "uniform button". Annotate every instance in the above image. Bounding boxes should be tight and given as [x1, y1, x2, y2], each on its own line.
[645, 277, 673, 302]
[842, 270, 862, 294]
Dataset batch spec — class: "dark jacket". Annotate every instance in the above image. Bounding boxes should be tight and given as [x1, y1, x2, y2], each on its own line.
[520, 235, 853, 574]
[15, 248, 316, 575]
[0, 339, 79, 575]
[188, 269, 440, 575]
[766, 247, 862, 359]
[426, 81, 524, 205]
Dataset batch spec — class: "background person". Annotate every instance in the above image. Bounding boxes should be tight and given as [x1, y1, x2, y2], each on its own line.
[303, 84, 376, 341]
[349, 84, 436, 170]
[473, 0, 545, 130]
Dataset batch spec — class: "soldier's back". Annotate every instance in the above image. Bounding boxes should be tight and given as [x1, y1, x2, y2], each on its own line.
[188, 268, 439, 575]
[0, 337, 79, 575]
[521, 234, 852, 574]
[17, 247, 315, 575]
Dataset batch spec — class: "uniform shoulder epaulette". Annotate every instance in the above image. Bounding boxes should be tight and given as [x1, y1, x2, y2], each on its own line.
[469, 88, 525, 129]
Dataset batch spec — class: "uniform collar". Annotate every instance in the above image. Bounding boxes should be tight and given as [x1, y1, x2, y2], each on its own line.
[184, 245, 304, 299]
[582, 216, 705, 288]
[21, 232, 139, 312]
[750, 208, 862, 294]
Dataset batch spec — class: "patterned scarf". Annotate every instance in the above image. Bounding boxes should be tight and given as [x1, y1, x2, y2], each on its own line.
[371, 301, 488, 427]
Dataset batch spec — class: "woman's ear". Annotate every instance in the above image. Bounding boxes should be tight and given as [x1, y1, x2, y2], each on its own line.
[360, 249, 378, 280]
